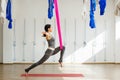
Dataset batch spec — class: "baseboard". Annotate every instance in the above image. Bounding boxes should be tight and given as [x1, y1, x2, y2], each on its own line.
[2, 62, 59, 64]
[115, 62, 120, 64]
[2, 62, 120, 64]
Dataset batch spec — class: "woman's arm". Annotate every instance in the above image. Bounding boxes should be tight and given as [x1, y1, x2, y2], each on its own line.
[42, 32, 51, 40]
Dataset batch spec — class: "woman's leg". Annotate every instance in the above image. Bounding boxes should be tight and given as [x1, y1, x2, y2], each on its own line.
[52, 46, 65, 63]
[59, 46, 65, 63]
[25, 49, 53, 73]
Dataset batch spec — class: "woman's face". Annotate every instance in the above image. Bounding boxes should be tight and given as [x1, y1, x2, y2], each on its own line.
[48, 27, 52, 32]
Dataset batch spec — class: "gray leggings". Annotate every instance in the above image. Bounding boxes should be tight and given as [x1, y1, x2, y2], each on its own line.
[25, 46, 65, 72]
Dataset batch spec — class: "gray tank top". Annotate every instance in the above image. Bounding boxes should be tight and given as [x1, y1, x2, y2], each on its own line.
[47, 36, 55, 48]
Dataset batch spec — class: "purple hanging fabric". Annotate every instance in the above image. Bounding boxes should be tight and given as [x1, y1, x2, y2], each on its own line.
[48, 0, 54, 19]
[54, 0, 63, 49]
[6, 0, 12, 29]
[99, 0, 106, 15]
[89, 0, 96, 29]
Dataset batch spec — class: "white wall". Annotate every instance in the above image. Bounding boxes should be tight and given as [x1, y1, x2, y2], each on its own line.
[3, 0, 116, 63]
[115, 0, 120, 63]
[0, 22, 3, 63]
[115, 16, 120, 63]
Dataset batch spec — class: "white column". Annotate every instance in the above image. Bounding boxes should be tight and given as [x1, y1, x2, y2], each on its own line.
[3, 20, 13, 63]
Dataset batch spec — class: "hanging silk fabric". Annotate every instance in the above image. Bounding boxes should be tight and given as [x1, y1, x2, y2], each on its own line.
[0, 0, 5, 18]
[0, 0, 3, 17]
[48, 0, 54, 19]
[99, 0, 106, 15]
[6, 0, 12, 29]
[0, 0, 6, 23]
[89, 0, 96, 29]
[54, 0, 63, 49]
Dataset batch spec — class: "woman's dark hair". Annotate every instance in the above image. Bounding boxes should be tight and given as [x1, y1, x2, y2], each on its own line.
[44, 24, 51, 32]
[43, 24, 51, 37]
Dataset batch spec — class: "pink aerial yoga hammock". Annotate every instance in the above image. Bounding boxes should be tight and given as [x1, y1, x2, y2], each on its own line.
[54, 0, 63, 50]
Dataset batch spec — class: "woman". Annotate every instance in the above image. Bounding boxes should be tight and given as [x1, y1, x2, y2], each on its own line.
[25, 24, 65, 73]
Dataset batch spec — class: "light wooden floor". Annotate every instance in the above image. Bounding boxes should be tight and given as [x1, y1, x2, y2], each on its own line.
[0, 63, 120, 80]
